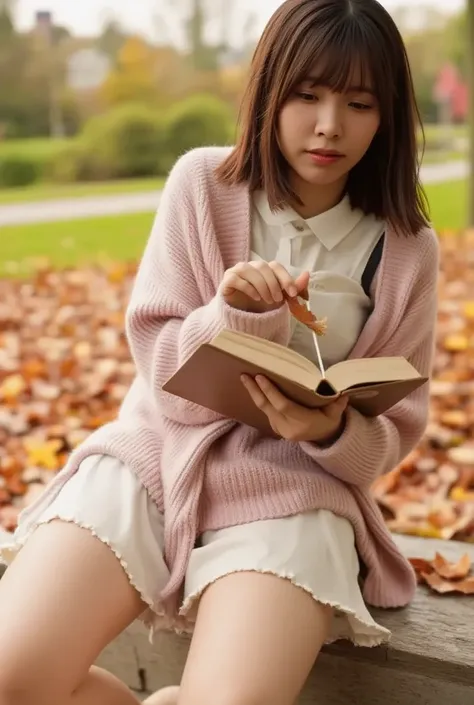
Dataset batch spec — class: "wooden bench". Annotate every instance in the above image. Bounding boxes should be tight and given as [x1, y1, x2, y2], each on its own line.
[1, 528, 473, 703]
[95, 534, 474, 704]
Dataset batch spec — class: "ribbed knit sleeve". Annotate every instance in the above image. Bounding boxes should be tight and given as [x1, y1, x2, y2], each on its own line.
[299, 231, 439, 487]
[125, 150, 291, 426]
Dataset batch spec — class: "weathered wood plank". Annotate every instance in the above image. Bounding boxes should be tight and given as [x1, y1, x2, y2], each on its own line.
[95, 533, 474, 700]
[99, 626, 474, 704]
[301, 653, 474, 705]
[325, 534, 474, 684]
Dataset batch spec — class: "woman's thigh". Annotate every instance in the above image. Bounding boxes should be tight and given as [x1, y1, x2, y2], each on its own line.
[179, 571, 332, 705]
[0, 520, 146, 699]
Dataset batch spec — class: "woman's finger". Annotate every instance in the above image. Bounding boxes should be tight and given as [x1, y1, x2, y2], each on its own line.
[228, 263, 274, 304]
[241, 374, 273, 412]
[267, 261, 298, 297]
[221, 272, 262, 301]
[323, 395, 349, 420]
[253, 376, 309, 420]
[294, 270, 311, 294]
[248, 261, 285, 303]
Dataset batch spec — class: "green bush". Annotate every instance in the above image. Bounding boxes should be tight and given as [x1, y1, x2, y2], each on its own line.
[0, 156, 39, 188]
[81, 105, 166, 179]
[0, 138, 70, 182]
[165, 94, 234, 162]
[47, 141, 93, 183]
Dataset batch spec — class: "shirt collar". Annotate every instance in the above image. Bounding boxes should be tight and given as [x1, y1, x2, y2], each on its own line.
[253, 191, 366, 251]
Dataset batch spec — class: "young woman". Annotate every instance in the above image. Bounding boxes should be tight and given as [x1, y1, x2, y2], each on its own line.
[0, 1, 438, 704]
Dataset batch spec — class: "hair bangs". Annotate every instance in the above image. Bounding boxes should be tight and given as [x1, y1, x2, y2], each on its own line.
[291, 17, 394, 122]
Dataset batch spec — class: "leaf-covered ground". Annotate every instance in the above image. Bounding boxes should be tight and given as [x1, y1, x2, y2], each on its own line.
[0, 233, 473, 544]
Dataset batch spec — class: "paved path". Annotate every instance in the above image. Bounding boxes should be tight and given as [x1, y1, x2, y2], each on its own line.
[0, 160, 468, 227]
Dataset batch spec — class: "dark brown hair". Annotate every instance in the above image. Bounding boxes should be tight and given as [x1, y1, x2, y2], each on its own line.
[216, 0, 430, 235]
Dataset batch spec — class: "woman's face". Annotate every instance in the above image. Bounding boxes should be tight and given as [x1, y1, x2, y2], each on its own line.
[278, 72, 381, 202]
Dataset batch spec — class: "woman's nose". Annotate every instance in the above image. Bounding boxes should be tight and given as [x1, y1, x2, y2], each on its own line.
[313, 103, 342, 139]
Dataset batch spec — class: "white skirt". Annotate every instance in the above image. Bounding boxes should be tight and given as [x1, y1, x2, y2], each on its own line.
[0, 454, 390, 648]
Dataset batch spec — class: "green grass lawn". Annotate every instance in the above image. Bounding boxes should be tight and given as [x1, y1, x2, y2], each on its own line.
[0, 211, 154, 276]
[425, 179, 467, 232]
[421, 123, 468, 143]
[0, 179, 466, 277]
[420, 150, 466, 164]
[0, 177, 165, 205]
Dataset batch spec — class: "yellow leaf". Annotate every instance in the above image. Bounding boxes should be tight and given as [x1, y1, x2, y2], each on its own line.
[0, 374, 27, 401]
[106, 263, 128, 284]
[463, 302, 474, 320]
[443, 335, 469, 352]
[450, 486, 474, 503]
[24, 439, 63, 471]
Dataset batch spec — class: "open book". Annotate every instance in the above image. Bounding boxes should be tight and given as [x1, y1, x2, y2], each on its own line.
[162, 328, 428, 434]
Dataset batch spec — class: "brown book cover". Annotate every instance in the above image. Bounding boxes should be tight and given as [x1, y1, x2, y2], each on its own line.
[162, 329, 428, 434]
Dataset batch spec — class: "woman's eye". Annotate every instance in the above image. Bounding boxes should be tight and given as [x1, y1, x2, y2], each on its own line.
[298, 92, 317, 102]
[350, 101, 372, 110]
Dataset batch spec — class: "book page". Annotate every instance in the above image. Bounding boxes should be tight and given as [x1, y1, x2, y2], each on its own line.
[211, 329, 321, 389]
[326, 356, 421, 391]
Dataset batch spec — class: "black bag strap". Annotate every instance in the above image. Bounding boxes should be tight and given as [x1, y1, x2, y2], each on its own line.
[361, 232, 385, 297]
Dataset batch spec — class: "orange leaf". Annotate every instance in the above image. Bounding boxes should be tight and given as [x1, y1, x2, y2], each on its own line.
[6, 476, 26, 496]
[408, 557, 434, 576]
[427, 506, 458, 529]
[283, 291, 327, 335]
[432, 552, 471, 580]
[422, 571, 474, 595]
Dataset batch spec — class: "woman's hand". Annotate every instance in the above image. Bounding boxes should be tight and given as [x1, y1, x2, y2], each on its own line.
[219, 260, 310, 313]
[242, 375, 348, 443]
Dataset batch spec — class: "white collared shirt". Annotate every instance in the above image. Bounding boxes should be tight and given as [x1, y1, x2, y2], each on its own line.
[250, 192, 385, 368]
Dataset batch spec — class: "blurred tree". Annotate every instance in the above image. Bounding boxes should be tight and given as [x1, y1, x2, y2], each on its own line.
[401, 6, 468, 124]
[101, 36, 159, 107]
[443, 9, 468, 77]
[98, 19, 128, 64]
[0, 2, 14, 38]
[0, 0, 32, 137]
[155, 0, 257, 71]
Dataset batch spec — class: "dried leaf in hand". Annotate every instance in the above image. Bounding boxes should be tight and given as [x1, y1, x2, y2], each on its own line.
[283, 290, 327, 335]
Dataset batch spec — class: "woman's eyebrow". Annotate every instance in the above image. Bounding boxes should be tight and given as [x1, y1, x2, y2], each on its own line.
[303, 76, 375, 95]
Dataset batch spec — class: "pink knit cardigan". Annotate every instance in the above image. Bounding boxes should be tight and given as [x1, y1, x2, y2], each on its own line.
[19, 147, 439, 620]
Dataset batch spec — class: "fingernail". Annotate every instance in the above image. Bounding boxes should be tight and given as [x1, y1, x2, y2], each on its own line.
[288, 285, 297, 297]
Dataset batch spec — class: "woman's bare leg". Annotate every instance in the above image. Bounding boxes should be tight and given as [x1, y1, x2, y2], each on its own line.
[0, 520, 149, 705]
[177, 571, 332, 705]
